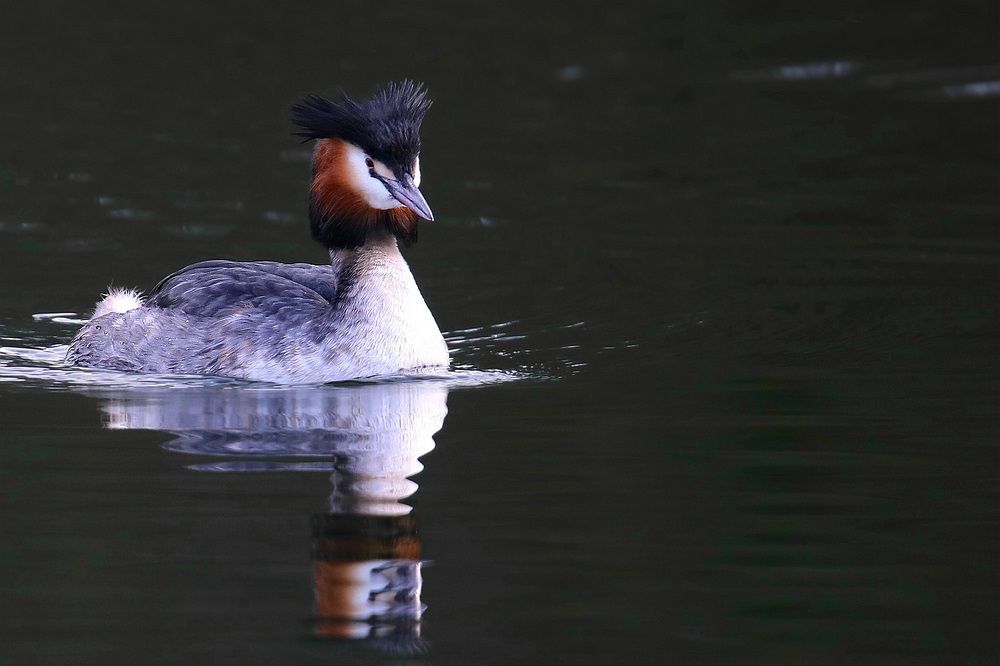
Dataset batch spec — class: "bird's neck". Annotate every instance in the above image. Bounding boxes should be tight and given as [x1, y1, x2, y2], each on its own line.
[329, 230, 398, 272]
[324, 231, 447, 375]
[328, 232, 421, 306]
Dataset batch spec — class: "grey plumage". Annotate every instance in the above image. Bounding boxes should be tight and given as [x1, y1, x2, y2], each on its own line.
[146, 260, 343, 316]
[66, 238, 449, 383]
[66, 261, 342, 376]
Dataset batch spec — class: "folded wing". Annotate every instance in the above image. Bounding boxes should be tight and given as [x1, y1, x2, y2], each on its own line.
[147, 260, 340, 319]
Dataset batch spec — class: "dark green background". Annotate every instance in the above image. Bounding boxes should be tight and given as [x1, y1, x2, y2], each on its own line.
[1, 1, 997, 664]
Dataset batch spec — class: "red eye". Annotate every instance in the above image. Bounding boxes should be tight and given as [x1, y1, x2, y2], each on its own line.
[365, 158, 375, 169]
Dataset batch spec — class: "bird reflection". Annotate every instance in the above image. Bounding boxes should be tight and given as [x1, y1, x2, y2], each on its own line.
[82, 380, 448, 656]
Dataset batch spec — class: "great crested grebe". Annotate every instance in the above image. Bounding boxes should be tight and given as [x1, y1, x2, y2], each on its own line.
[65, 81, 449, 383]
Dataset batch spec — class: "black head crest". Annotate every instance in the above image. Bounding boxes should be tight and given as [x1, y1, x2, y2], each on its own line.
[291, 81, 431, 170]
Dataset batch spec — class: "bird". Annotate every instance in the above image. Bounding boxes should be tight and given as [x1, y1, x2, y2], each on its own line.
[65, 81, 449, 384]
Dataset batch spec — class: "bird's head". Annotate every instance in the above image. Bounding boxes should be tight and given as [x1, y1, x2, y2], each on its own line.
[291, 81, 434, 250]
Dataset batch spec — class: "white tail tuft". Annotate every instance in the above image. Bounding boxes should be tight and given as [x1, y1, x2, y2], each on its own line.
[93, 287, 144, 319]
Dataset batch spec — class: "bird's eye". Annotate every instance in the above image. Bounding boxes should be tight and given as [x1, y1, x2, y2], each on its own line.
[365, 157, 375, 174]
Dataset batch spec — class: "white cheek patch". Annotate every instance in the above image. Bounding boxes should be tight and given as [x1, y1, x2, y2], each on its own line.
[342, 143, 404, 210]
[412, 156, 421, 187]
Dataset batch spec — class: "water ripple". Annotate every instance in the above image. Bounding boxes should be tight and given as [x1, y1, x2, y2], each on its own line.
[0, 341, 526, 390]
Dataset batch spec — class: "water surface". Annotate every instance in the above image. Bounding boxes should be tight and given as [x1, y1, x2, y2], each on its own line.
[1, 2, 997, 664]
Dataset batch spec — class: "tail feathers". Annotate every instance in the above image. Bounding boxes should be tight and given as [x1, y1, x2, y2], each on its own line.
[92, 287, 144, 319]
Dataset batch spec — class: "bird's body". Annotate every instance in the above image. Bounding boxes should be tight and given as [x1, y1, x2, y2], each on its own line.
[65, 81, 449, 383]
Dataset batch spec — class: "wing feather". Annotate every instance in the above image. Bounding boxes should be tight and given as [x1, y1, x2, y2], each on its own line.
[146, 261, 339, 317]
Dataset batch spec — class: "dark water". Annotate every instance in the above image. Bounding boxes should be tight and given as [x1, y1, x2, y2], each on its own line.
[1, 2, 997, 664]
